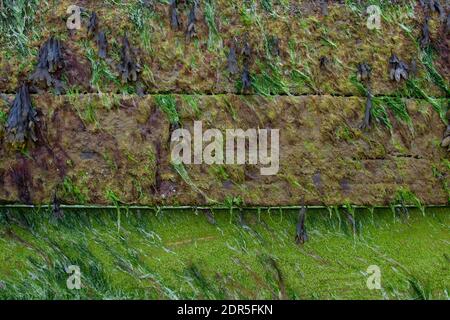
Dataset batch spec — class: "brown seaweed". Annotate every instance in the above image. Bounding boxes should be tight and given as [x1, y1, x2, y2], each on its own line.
[295, 205, 308, 245]
[45, 38, 64, 73]
[52, 191, 64, 219]
[241, 63, 252, 93]
[241, 40, 252, 93]
[96, 31, 108, 59]
[319, 56, 330, 72]
[11, 158, 31, 204]
[357, 62, 371, 82]
[389, 53, 409, 82]
[409, 59, 418, 77]
[344, 210, 357, 235]
[118, 36, 141, 83]
[153, 141, 162, 194]
[6, 84, 38, 145]
[169, 0, 181, 30]
[395, 204, 409, 219]
[142, 0, 155, 10]
[204, 209, 216, 225]
[420, 16, 431, 49]
[241, 41, 252, 59]
[446, 14, 450, 34]
[359, 88, 373, 130]
[441, 109, 450, 150]
[238, 210, 249, 228]
[227, 40, 239, 74]
[420, 0, 444, 20]
[320, 0, 328, 16]
[29, 37, 64, 93]
[268, 36, 280, 57]
[87, 12, 99, 37]
[186, 1, 198, 40]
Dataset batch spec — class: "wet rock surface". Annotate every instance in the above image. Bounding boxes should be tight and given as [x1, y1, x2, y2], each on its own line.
[0, 94, 447, 206]
[0, 1, 448, 96]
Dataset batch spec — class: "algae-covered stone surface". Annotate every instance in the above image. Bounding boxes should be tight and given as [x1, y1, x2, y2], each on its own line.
[0, 207, 448, 299]
[0, 1, 449, 206]
[0, 94, 448, 206]
[0, 1, 448, 96]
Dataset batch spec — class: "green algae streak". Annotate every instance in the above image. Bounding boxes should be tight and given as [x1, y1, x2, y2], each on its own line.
[0, 207, 448, 300]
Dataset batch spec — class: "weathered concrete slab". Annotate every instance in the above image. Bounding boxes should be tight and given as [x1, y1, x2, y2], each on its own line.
[0, 94, 448, 206]
[0, 0, 448, 96]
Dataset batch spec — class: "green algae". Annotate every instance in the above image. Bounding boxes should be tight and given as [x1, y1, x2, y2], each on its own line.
[155, 94, 180, 125]
[0, 0, 41, 56]
[0, 207, 448, 300]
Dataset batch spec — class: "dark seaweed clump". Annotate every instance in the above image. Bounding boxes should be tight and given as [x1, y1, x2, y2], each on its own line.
[356, 61, 373, 130]
[169, 0, 181, 30]
[241, 41, 252, 93]
[118, 36, 141, 83]
[241, 41, 251, 58]
[268, 36, 280, 57]
[359, 89, 373, 130]
[204, 209, 216, 225]
[344, 210, 357, 235]
[441, 109, 450, 151]
[241, 64, 251, 93]
[420, 16, 431, 49]
[357, 62, 371, 82]
[409, 59, 417, 77]
[319, 56, 331, 72]
[320, 0, 328, 16]
[420, 0, 444, 20]
[52, 191, 64, 219]
[11, 158, 32, 204]
[446, 14, 450, 34]
[142, 0, 155, 10]
[6, 84, 38, 146]
[87, 11, 108, 59]
[389, 53, 409, 82]
[186, 1, 198, 40]
[295, 206, 308, 245]
[227, 40, 239, 75]
[96, 31, 108, 59]
[87, 12, 99, 37]
[29, 37, 64, 93]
